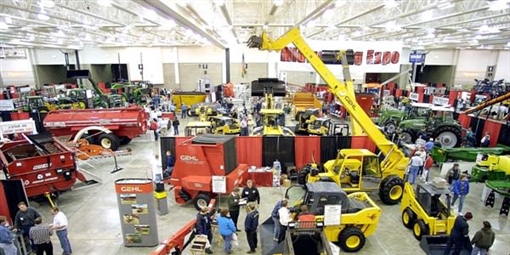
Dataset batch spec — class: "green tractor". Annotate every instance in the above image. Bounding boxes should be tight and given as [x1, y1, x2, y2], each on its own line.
[397, 106, 462, 148]
[111, 83, 150, 105]
[377, 103, 433, 134]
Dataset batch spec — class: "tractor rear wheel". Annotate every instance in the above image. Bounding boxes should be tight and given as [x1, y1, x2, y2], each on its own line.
[99, 133, 120, 151]
[338, 227, 366, 252]
[433, 126, 462, 148]
[193, 193, 211, 211]
[297, 167, 310, 185]
[400, 130, 415, 144]
[384, 120, 397, 134]
[379, 175, 404, 205]
[413, 219, 429, 241]
[402, 207, 416, 229]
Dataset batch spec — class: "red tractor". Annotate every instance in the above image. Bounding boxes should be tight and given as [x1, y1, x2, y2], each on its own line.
[168, 134, 248, 210]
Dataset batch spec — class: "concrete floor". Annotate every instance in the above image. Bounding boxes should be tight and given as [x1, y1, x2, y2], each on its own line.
[23, 115, 510, 255]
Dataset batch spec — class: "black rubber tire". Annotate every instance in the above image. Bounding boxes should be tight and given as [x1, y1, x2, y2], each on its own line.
[412, 219, 429, 241]
[193, 193, 211, 211]
[433, 125, 462, 148]
[379, 175, 404, 205]
[400, 130, 416, 144]
[338, 227, 366, 252]
[187, 109, 193, 117]
[384, 119, 397, 134]
[402, 207, 416, 229]
[119, 136, 132, 145]
[297, 166, 311, 185]
[98, 133, 120, 151]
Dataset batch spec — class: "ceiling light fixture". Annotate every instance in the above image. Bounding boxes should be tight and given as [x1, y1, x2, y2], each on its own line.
[97, 0, 112, 7]
[384, 0, 398, 8]
[437, 2, 455, 10]
[0, 21, 8, 30]
[323, 9, 334, 19]
[37, 10, 50, 21]
[488, 0, 510, 11]
[306, 20, 316, 28]
[4, 17, 12, 24]
[273, 0, 284, 7]
[41, 0, 55, 8]
[421, 10, 433, 21]
[335, 0, 347, 8]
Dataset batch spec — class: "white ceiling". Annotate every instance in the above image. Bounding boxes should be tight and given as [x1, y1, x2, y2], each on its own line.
[0, 0, 509, 50]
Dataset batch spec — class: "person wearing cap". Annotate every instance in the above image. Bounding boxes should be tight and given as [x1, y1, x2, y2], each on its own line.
[408, 152, 424, 184]
[471, 221, 495, 255]
[443, 212, 473, 255]
[425, 138, 435, 153]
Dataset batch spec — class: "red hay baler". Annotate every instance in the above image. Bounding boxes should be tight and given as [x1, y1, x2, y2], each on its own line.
[43, 106, 148, 151]
[0, 137, 88, 198]
[169, 134, 248, 210]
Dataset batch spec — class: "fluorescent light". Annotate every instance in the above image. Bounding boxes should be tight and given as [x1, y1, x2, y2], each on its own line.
[437, 2, 454, 10]
[384, 0, 398, 8]
[5, 17, 12, 24]
[41, 0, 55, 8]
[421, 10, 433, 21]
[273, 0, 284, 7]
[335, 0, 347, 8]
[37, 11, 50, 21]
[323, 9, 334, 18]
[97, 0, 112, 7]
[488, 0, 510, 11]
[163, 19, 176, 28]
[214, 0, 225, 6]
[0, 22, 8, 30]
[306, 20, 316, 28]
[145, 9, 157, 19]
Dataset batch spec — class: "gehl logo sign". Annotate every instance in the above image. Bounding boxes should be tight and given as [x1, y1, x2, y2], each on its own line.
[280, 47, 400, 66]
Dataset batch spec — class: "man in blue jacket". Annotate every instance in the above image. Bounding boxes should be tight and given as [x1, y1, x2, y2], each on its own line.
[244, 203, 259, 254]
[195, 208, 213, 254]
[443, 212, 473, 255]
[451, 174, 470, 215]
[270, 197, 288, 242]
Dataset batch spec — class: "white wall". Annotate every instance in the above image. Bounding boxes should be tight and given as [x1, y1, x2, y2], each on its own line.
[424, 49, 456, 65]
[454, 50, 500, 85]
[495, 51, 510, 81]
[0, 50, 36, 86]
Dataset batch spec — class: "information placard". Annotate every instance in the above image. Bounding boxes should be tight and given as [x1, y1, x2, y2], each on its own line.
[409, 92, 419, 101]
[212, 176, 226, 194]
[324, 205, 342, 226]
[0, 100, 15, 111]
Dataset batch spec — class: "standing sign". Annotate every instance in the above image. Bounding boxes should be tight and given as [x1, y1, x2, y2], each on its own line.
[115, 178, 159, 247]
[329, 241, 340, 255]
[409, 92, 419, 101]
[324, 205, 342, 226]
[212, 176, 227, 194]
[0, 100, 15, 111]
[432, 97, 450, 106]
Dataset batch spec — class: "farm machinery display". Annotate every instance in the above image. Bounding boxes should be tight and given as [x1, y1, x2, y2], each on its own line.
[166, 134, 248, 210]
[430, 145, 510, 164]
[43, 107, 148, 151]
[261, 182, 381, 253]
[0, 135, 91, 199]
[377, 102, 433, 134]
[396, 105, 462, 148]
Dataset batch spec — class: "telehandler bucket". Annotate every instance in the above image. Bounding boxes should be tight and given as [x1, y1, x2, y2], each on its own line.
[419, 235, 471, 255]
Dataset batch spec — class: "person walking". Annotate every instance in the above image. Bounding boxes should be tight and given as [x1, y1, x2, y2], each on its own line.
[480, 133, 490, 147]
[443, 212, 473, 255]
[181, 103, 187, 119]
[0, 216, 17, 255]
[29, 218, 53, 255]
[242, 180, 260, 213]
[172, 117, 180, 135]
[240, 118, 248, 136]
[217, 209, 236, 254]
[422, 153, 434, 182]
[417, 148, 426, 177]
[447, 163, 461, 185]
[408, 152, 423, 184]
[244, 203, 259, 254]
[163, 150, 175, 179]
[270, 197, 287, 242]
[471, 221, 495, 255]
[14, 202, 41, 252]
[452, 174, 470, 215]
[195, 207, 213, 254]
[277, 200, 291, 243]
[226, 188, 242, 232]
[50, 207, 71, 255]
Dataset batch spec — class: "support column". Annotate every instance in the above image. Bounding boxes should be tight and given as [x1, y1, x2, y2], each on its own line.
[173, 47, 180, 89]
[74, 50, 81, 70]
[225, 48, 230, 83]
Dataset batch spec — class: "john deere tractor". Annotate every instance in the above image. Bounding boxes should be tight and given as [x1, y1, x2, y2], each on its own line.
[397, 106, 462, 148]
[377, 102, 433, 134]
[298, 149, 405, 205]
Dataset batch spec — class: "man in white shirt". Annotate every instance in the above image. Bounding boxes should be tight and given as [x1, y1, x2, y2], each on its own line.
[151, 154, 163, 182]
[408, 152, 424, 184]
[241, 118, 248, 136]
[277, 200, 291, 243]
[50, 207, 72, 255]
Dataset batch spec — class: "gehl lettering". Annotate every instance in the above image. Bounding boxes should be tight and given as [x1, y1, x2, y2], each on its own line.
[344, 96, 357, 111]
[121, 186, 142, 192]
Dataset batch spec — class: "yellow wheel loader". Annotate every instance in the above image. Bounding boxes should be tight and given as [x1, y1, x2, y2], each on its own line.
[209, 116, 241, 135]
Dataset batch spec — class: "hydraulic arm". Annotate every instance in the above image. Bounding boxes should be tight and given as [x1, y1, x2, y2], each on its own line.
[463, 91, 510, 114]
[247, 27, 408, 171]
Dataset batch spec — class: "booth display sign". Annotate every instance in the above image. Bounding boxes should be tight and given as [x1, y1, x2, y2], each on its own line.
[212, 176, 227, 194]
[0, 100, 15, 111]
[409, 92, 419, 101]
[324, 205, 341, 226]
[115, 178, 159, 247]
[432, 97, 450, 106]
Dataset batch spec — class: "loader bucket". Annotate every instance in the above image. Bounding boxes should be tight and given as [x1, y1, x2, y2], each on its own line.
[260, 217, 284, 255]
[419, 235, 471, 255]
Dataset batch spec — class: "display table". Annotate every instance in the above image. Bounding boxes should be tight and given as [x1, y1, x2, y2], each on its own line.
[244, 170, 274, 187]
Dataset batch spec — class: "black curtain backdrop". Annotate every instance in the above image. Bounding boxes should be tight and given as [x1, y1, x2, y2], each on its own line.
[262, 137, 295, 168]
[1, 180, 29, 222]
[319, 136, 352, 163]
[498, 124, 510, 146]
[160, 137, 176, 169]
[470, 117, 486, 146]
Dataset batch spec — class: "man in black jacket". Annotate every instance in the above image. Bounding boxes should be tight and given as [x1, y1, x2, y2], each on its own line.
[244, 203, 259, 254]
[227, 188, 242, 231]
[195, 207, 213, 254]
[14, 202, 41, 252]
[242, 180, 260, 213]
[443, 212, 473, 255]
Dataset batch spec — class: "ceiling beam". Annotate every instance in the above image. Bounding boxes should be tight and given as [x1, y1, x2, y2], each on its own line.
[134, 0, 226, 49]
[54, 3, 126, 26]
[295, 0, 335, 27]
[402, 6, 490, 28]
[436, 13, 510, 28]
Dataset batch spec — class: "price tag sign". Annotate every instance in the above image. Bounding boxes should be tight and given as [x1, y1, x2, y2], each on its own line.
[212, 176, 226, 194]
[324, 205, 341, 226]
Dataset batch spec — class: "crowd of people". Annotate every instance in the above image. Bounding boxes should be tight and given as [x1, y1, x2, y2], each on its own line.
[0, 202, 71, 255]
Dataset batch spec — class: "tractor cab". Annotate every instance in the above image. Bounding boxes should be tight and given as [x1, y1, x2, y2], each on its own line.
[25, 96, 50, 113]
[184, 121, 212, 136]
[307, 117, 330, 136]
[327, 122, 350, 136]
[295, 108, 320, 133]
[210, 116, 240, 135]
[108, 94, 125, 108]
[285, 183, 354, 216]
